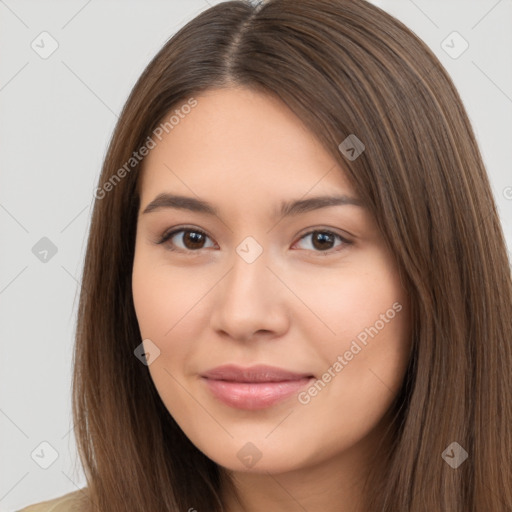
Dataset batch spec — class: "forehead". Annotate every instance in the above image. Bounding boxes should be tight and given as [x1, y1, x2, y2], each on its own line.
[138, 87, 357, 207]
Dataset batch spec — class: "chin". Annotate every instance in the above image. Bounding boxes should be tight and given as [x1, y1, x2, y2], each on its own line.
[194, 434, 315, 474]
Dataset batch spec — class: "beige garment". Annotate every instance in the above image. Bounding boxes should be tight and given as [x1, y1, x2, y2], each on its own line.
[17, 489, 89, 512]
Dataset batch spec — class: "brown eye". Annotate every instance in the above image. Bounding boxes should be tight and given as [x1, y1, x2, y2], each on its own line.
[294, 230, 350, 253]
[158, 228, 215, 252]
[181, 231, 207, 249]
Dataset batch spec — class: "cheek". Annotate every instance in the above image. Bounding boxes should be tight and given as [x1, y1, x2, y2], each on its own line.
[132, 253, 207, 338]
[132, 254, 219, 380]
[295, 295, 410, 460]
[132, 265, 174, 340]
[132, 258, 203, 421]
[295, 262, 411, 412]
[290, 261, 407, 351]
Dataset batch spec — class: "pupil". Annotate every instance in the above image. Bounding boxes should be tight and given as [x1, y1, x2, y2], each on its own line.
[312, 231, 334, 250]
[184, 231, 204, 249]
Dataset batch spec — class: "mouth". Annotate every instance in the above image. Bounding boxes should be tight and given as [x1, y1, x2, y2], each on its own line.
[200, 364, 315, 410]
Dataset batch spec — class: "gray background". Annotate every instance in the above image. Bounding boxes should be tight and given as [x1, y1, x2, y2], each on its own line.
[1, 0, 511, 510]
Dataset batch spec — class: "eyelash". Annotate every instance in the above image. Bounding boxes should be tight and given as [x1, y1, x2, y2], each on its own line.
[155, 226, 352, 256]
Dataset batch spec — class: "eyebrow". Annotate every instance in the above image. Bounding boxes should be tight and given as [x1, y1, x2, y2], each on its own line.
[141, 193, 364, 218]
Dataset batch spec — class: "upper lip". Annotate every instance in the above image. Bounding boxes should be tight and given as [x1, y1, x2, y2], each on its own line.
[201, 364, 314, 383]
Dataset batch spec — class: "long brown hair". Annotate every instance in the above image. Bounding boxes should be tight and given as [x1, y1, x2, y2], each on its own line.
[72, 0, 512, 510]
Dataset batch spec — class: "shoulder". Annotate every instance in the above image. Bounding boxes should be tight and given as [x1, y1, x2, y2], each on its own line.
[17, 488, 89, 512]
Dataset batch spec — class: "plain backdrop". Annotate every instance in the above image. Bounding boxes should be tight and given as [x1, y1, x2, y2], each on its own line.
[1, 0, 511, 510]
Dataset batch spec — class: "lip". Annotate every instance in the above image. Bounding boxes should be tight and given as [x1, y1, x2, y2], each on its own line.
[201, 364, 315, 410]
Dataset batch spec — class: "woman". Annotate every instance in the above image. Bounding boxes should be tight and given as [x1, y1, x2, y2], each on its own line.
[20, 0, 512, 510]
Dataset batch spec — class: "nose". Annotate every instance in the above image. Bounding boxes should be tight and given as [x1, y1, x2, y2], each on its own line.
[209, 246, 290, 342]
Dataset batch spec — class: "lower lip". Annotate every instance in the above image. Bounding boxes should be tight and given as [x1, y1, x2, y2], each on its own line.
[201, 377, 313, 410]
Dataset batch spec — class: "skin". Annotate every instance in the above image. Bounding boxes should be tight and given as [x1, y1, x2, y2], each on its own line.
[132, 86, 412, 512]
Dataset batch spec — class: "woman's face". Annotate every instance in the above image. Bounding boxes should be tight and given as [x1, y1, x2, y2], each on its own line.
[132, 86, 411, 476]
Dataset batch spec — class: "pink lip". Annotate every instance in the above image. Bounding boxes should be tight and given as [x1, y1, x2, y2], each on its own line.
[201, 364, 314, 410]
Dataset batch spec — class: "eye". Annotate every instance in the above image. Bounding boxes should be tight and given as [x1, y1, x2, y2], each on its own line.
[292, 229, 351, 254]
[156, 226, 351, 255]
[157, 227, 216, 252]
